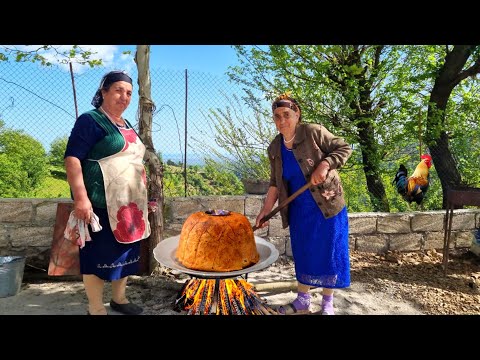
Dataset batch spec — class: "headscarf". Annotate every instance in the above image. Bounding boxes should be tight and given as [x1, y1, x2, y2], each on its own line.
[91, 70, 133, 108]
[272, 93, 302, 121]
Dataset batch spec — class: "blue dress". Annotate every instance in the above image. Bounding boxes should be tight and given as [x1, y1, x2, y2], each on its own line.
[281, 142, 350, 289]
[64, 114, 141, 281]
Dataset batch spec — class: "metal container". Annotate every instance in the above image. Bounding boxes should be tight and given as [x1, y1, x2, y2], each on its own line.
[0, 256, 26, 298]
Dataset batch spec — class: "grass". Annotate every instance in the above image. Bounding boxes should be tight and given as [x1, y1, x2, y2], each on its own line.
[33, 176, 70, 198]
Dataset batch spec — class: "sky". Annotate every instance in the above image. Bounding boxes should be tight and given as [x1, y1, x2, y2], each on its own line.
[23, 45, 241, 76]
[0, 44, 240, 76]
[0, 45, 268, 165]
[144, 45, 240, 76]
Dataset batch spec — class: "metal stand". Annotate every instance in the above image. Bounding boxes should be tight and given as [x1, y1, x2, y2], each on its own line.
[442, 186, 480, 275]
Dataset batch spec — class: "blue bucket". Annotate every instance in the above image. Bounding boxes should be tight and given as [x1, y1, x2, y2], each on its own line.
[0, 256, 26, 298]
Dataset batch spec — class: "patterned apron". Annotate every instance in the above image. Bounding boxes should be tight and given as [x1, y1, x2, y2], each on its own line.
[96, 127, 151, 244]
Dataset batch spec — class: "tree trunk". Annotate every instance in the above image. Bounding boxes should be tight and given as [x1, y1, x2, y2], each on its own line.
[425, 45, 480, 208]
[426, 105, 460, 209]
[356, 52, 390, 212]
[357, 116, 390, 212]
[135, 45, 164, 274]
[339, 46, 390, 212]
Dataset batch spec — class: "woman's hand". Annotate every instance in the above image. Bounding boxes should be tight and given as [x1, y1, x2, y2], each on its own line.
[310, 160, 330, 186]
[74, 198, 93, 223]
[255, 208, 271, 229]
[148, 198, 158, 213]
[255, 185, 278, 230]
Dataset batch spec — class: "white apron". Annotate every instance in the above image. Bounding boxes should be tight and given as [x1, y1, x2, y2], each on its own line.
[97, 127, 151, 244]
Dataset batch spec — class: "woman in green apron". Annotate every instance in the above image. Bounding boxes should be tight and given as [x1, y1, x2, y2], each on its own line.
[65, 70, 151, 315]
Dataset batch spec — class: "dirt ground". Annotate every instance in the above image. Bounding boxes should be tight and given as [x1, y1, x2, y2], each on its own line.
[1, 248, 479, 316]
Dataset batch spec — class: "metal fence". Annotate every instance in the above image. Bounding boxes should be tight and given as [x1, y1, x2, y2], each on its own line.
[1, 60, 479, 213]
[0, 61, 263, 197]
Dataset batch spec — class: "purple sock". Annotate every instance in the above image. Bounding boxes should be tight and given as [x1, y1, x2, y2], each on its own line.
[322, 294, 334, 315]
[292, 291, 310, 310]
[278, 292, 310, 314]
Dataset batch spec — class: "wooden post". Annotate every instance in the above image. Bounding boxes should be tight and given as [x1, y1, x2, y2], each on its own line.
[135, 45, 164, 274]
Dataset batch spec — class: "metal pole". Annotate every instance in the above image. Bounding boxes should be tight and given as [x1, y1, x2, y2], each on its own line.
[418, 109, 422, 158]
[69, 62, 78, 119]
[184, 69, 188, 197]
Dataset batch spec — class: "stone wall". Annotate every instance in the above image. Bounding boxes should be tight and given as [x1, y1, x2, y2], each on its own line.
[1, 197, 479, 269]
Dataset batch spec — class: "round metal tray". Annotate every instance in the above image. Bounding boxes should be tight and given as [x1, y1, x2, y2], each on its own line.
[153, 235, 279, 278]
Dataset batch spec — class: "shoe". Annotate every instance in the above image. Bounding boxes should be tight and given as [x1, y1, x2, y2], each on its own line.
[109, 300, 143, 315]
[276, 303, 311, 315]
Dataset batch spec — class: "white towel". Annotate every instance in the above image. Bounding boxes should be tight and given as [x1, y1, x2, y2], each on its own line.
[64, 210, 102, 249]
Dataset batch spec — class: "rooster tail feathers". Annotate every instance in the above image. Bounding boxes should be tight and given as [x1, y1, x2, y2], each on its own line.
[393, 164, 408, 195]
[392, 164, 407, 184]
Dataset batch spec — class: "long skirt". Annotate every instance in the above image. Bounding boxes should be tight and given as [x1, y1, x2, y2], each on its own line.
[282, 142, 350, 289]
[79, 207, 141, 281]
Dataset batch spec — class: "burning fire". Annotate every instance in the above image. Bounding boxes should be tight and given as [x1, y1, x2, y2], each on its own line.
[174, 279, 278, 315]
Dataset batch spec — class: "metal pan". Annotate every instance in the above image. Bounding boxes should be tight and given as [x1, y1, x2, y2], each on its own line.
[153, 235, 279, 279]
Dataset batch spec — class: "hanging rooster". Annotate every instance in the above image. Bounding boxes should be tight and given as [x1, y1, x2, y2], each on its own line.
[393, 154, 433, 205]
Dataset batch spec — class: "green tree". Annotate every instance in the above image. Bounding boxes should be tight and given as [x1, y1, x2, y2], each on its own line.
[49, 136, 68, 167]
[0, 123, 49, 197]
[47, 136, 69, 182]
[420, 46, 480, 206]
[228, 45, 406, 211]
[384, 45, 480, 207]
[228, 45, 480, 212]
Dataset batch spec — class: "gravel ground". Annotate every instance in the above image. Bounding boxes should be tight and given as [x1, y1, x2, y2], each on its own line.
[349, 248, 480, 315]
[1, 248, 479, 315]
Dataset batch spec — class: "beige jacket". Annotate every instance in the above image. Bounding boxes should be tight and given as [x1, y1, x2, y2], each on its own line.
[267, 123, 352, 228]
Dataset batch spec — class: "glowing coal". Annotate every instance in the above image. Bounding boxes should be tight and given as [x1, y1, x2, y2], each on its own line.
[173, 278, 278, 315]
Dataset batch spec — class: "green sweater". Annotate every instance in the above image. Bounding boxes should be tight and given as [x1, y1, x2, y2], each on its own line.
[81, 109, 128, 208]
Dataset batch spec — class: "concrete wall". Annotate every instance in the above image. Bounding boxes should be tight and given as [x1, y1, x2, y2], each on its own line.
[1, 197, 479, 269]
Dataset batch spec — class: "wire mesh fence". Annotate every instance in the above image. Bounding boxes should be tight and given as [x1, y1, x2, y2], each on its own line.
[1, 60, 479, 213]
[0, 62, 263, 198]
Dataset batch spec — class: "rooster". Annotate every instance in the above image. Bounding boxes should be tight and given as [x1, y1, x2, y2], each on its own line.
[393, 154, 433, 205]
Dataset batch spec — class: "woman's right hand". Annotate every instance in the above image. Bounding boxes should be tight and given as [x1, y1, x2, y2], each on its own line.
[255, 208, 270, 229]
[74, 198, 93, 223]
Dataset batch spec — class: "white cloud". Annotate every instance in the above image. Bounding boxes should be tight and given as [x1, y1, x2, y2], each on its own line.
[0, 45, 135, 74]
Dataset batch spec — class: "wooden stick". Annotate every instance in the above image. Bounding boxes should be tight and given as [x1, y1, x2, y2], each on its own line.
[253, 280, 298, 292]
[252, 182, 312, 231]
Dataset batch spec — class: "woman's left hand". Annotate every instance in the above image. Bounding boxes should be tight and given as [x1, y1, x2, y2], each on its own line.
[148, 199, 158, 213]
[310, 161, 330, 186]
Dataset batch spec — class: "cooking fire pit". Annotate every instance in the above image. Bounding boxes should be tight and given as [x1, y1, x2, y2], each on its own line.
[153, 235, 280, 315]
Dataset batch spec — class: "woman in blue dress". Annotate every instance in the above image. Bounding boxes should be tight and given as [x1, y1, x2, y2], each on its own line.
[255, 93, 352, 315]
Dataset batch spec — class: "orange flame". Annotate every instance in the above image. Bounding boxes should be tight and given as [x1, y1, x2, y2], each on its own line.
[174, 279, 276, 315]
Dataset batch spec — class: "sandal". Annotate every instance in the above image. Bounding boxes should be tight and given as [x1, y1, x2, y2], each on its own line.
[110, 300, 143, 315]
[276, 303, 311, 315]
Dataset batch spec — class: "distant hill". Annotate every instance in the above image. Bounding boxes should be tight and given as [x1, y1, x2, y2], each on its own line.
[161, 153, 229, 166]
